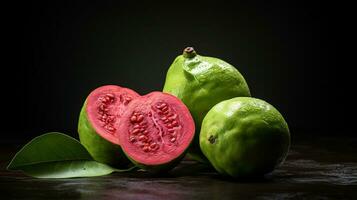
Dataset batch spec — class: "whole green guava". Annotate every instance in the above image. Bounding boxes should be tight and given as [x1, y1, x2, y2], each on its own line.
[200, 97, 290, 177]
[163, 47, 251, 162]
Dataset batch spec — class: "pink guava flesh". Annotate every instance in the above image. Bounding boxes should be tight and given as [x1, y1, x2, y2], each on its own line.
[86, 85, 140, 145]
[118, 92, 195, 166]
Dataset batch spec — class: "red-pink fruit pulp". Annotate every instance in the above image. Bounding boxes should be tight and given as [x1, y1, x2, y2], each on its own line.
[118, 92, 195, 168]
[78, 85, 140, 167]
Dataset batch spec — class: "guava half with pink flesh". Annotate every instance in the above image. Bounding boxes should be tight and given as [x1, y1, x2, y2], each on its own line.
[117, 92, 195, 172]
[78, 85, 140, 168]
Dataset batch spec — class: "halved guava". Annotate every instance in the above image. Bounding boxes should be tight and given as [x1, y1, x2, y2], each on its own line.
[78, 85, 140, 168]
[117, 92, 195, 172]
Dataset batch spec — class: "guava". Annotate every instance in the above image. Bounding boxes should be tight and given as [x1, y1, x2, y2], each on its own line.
[117, 92, 195, 172]
[163, 47, 251, 162]
[199, 97, 290, 178]
[78, 85, 140, 168]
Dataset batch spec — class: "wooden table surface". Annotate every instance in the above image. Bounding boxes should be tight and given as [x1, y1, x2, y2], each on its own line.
[1, 136, 356, 199]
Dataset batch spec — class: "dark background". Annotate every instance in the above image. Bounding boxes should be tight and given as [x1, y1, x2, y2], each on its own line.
[2, 1, 350, 143]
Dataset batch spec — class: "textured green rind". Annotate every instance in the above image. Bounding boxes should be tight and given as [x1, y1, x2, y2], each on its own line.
[78, 101, 132, 168]
[163, 53, 251, 163]
[200, 97, 290, 178]
[123, 151, 186, 173]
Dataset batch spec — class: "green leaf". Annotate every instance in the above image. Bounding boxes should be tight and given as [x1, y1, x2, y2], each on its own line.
[7, 132, 124, 178]
[20, 161, 115, 178]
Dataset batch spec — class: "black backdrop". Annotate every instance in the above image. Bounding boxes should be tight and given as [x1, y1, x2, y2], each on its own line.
[2, 1, 348, 143]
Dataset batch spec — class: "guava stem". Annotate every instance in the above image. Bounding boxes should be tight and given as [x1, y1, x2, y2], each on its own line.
[183, 47, 197, 58]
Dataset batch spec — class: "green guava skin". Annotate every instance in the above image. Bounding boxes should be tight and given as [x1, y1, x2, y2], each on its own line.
[78, 101, 132, 168]
[123, 151, 186, 173]
[163, 48, 251, 163]
[199, 97, 290, 178]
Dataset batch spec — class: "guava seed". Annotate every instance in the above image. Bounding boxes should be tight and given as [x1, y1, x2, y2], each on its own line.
[147, 137, 153, 143]
[107, 126, 115, 131]
[130, 136, 136, 143]
[143, 146, 149, 152]
[137, 114, 144, 122]
[139, 135, 148, 141]
[150, 143, 158, 149]
[132, 128, 140, 134]
[99, 104, 105, 111]
[106, 93, 115, 98]
[130, 115, 137, 122]
[171, 120, 178, 126]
